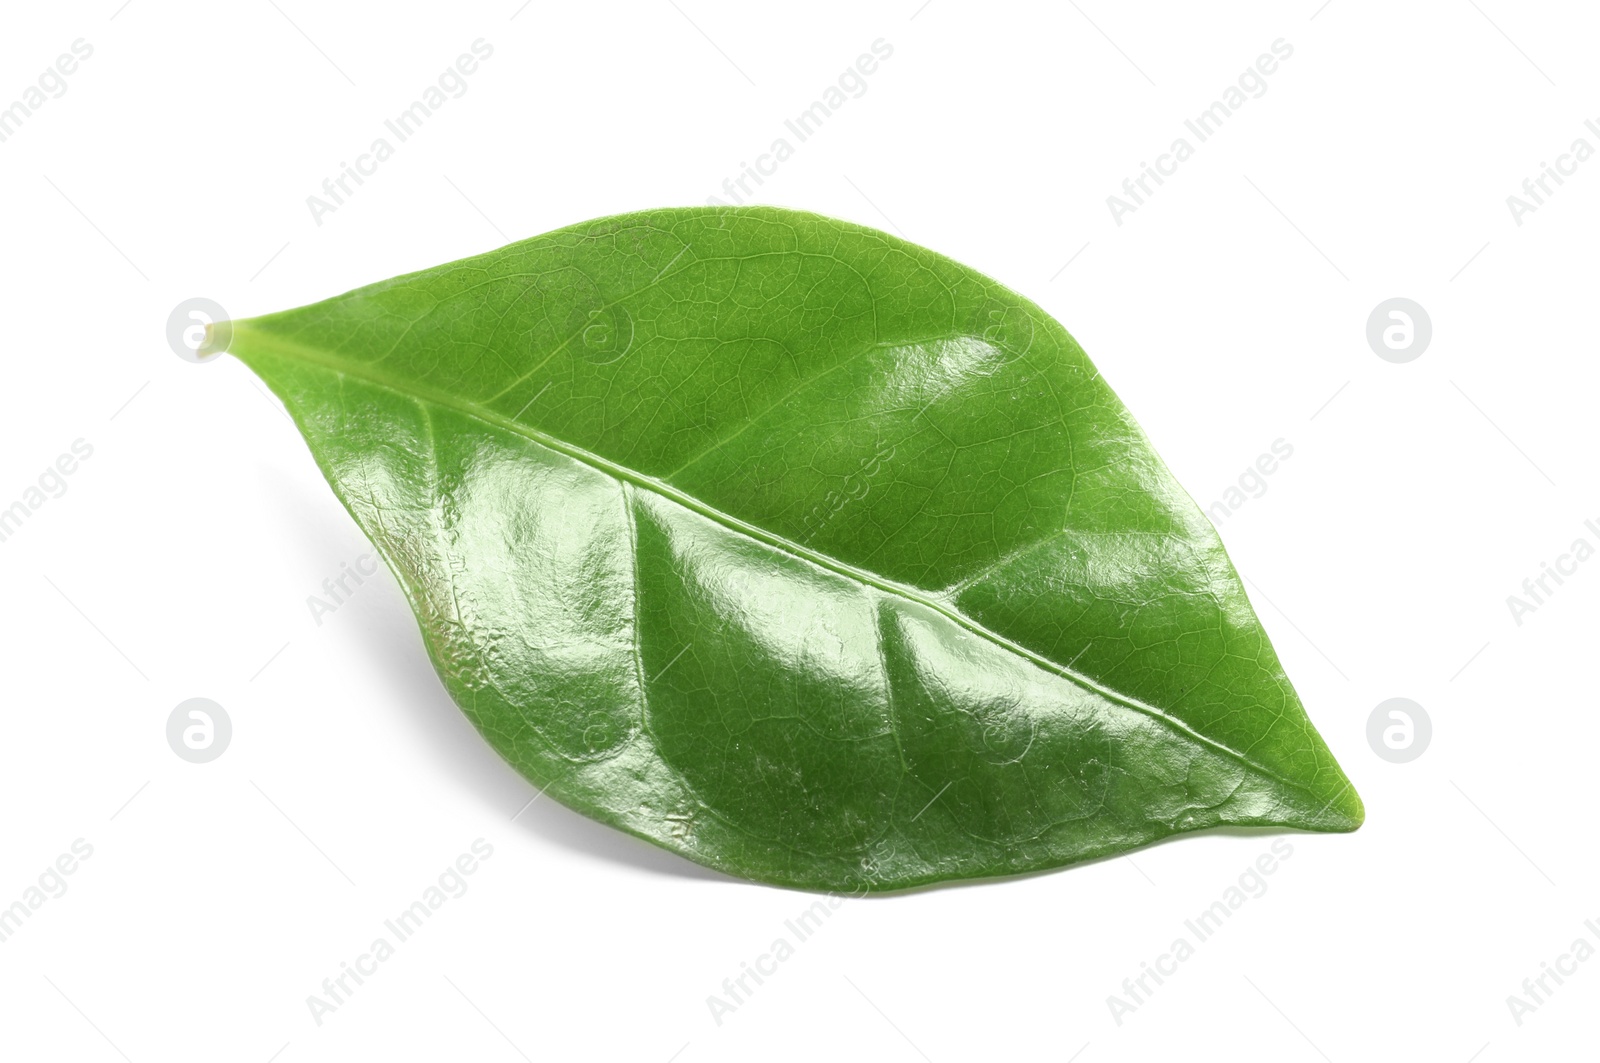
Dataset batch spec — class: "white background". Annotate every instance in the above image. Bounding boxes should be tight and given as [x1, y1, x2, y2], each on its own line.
[1, 1, 1595, 1059]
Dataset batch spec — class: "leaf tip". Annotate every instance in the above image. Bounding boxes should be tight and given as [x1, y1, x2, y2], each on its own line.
[1312, 778, 1365, 832]
[199, 319, 234, 360]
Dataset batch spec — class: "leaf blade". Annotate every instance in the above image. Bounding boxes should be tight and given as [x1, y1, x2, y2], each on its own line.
[228, 206, 1361, 891]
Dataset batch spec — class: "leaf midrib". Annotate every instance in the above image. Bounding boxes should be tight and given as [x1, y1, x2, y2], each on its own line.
[233, 322, 1321, 801]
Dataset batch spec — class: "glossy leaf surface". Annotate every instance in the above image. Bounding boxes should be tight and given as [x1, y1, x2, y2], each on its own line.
[223, 207, 1362, 891]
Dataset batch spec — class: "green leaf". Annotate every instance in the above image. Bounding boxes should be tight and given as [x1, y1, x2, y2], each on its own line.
[221, 206, 1361, 891]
